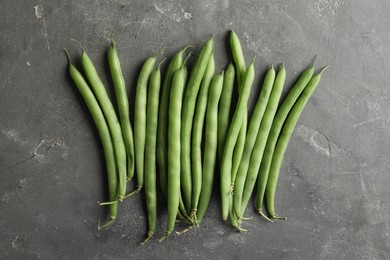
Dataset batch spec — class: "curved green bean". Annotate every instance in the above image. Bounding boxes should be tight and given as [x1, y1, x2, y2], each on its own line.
[217, 62, 235, 163]
[181, 36, 214, 212]
[157, 46, 191, 197]
[240, 64, 286, 216]
[133, 51, 162, 194]
[108, 40, 135, 182]
[265, 66, 328, 219]
[233, 65, 275, 219]
[230, 30, 246, 86]
[221, 60, 255, 220]
[142, 62, 162, 244]
[195, 71, 223, 224]
[77, 44, 127, 201]
[255, 58, 315, 218]
[65, 50, 118, 229]
[191, 53, 215, 219]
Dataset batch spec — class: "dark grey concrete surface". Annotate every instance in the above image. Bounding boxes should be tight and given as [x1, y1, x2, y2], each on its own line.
[1, 0, 389, 259]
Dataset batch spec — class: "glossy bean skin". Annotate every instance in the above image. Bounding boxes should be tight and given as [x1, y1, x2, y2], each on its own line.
[108, 40, 135, 182]
[164, 61, 188, 238]
[191, 53, 215, 217]
[79, 47, 127, 201]
[232, 66, 275, 218]
[143, 65, 162, 243]
[181, 36, 214, 211]
[221, 61, 255, 220]
[134, 55, 158, 193]
[255, 60, 315, 215]
[157, 47, 189, 197]
[240, 64, 286, 216]
[195, 72, 224, 224]
[65, 51, 118, 228]
[265, 67, 327, 218]
[217, 63, 235, 163]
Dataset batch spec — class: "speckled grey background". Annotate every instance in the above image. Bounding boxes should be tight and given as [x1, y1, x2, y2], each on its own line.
[1, 0, 389, 259]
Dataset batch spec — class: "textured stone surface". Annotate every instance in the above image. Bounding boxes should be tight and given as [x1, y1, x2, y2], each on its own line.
[1, 0, 389, 259]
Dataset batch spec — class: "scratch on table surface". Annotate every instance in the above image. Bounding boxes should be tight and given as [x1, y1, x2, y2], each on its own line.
[353, 116, 383, 127]
[34, 5, 52, 64]
[296, 125, 341, 157]
[153, 1, 193, 22]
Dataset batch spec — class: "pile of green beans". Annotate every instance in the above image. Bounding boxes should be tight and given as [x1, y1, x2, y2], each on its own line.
[64, 30, 328, 243]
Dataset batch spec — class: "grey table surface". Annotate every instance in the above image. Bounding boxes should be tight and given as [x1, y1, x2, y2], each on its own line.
[1, 0, 389, 259]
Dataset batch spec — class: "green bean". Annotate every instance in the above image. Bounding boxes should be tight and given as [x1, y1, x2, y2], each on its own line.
[64, 49, 118, 229]
[75, 42, 127, 201]
[240, 64, 286, 216]
[142, 61, 163, 244]
[230, 30, 245, 86]
[195, 71, 223, 224]
[133, 50, 163, 195]
[221, 60, 255, 220]
[157, 46, 192, 197]
[181, 36, 214, 212]
[108, 40, 135, 182]
[230, 30, 247, 187]
[265, 66, 328, 219]
[160, 55, 190, 241]
[233, 65, 275, 219]
[191, 53, 215, 220]
[255, 58, 315, 218]
[217, 62, 235, 163]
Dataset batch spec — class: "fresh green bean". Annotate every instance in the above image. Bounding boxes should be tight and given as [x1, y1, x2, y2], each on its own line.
[195, 71, 224, 224]
[157, 46, 191, 197]
[230, 30, 247, 187]
[221, 60, 255, 220]
[160, 55, 190, 241]
[64, 50, 118, 229]
[255, 58, 315, 218]
[75, 42, 127, 201]
[217, 62, 235, 163]
[108, 40, 135, 182]
[230, 30, 245, 86]
[142, 61, 163, 244]
[240, 64, 286, 216]
[133, 50, 162, 195]
[191, 53, 215, 220]
[233, 65, 275, 219]
[181, 36, 214, 212]
[265, 66, 328, 219]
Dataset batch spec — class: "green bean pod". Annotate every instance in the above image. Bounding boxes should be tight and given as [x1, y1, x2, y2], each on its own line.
[233, 65, 275, 219]
[143, 63, 162, 244]
[157, 46, 190, 197]
[230, 30, 246, 86]
[240, 64, 286, 216]
[134, 53, 159, 193]
[230, 30, 247, 187]
[217, 62, 235, 163]
[79, 46, 127, 201]
[108, 40, 135, 182]
[163, 57, 189, 240]
[181, 36, 214, 212]
[265, 66, 328, 219]
[191, 53, 215, 218]
[65, 50, 117, 229]
[255, 59, 315, 216]
[195, 71, 224, 224]
[221, 60, 255, 220]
